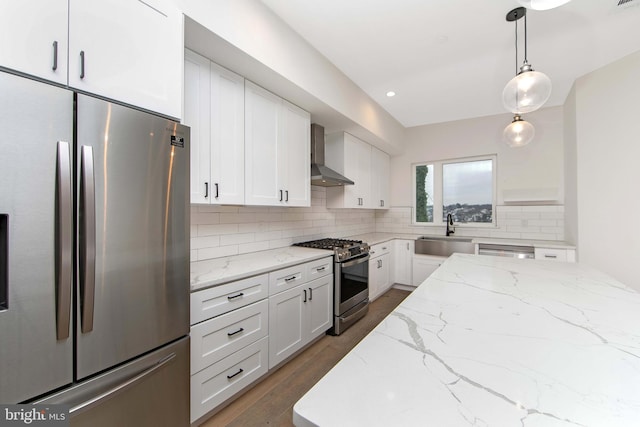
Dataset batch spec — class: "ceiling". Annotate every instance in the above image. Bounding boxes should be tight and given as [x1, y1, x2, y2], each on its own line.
[260, 0, 640, 128]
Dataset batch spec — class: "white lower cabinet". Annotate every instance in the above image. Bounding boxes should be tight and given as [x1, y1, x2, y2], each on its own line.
[393, 239, 414, 286]
[191, 336, 269, 422]
[268, 274, 333, 369]
[190, 256, 333, 423]
[369, 242, 392, 301]
[412, 254, 446, 287]
[191, 300, 269, 375]
[534, 247, 576, 262]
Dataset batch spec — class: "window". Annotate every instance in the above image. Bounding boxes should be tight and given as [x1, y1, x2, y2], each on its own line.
[413, 155, 496, 226]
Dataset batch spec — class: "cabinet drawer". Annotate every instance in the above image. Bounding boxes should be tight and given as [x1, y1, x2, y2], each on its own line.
[191, 274, 268, 325]
[306, 256, 333, 281]
[534, 248, 567, 262]
[269, 264, 306, 295]
[190, 336, 268, 423]
[190, 299, 268, 375]
[370, 242, 391, 257]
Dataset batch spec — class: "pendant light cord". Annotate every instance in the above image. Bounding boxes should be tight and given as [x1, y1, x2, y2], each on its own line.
[524, 13, 528, 64]
[514, 17, 519, 75]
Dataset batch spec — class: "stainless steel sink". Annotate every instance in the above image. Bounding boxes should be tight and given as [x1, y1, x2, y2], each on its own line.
[415, 236, 475, 257]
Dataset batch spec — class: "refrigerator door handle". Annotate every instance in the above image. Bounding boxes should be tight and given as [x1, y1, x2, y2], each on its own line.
[80, 146, 96, 333]
[56, 141, 73, 340]
[69, 353, 176, 416]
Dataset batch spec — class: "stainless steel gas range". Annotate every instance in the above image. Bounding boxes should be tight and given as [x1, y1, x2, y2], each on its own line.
[294, 238, 370, 335]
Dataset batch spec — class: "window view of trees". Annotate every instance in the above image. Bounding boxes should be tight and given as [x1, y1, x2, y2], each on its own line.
[415, 164, 433, 222]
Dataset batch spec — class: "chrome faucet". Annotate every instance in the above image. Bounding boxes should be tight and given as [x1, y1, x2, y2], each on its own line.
[446, 213, 455, 236]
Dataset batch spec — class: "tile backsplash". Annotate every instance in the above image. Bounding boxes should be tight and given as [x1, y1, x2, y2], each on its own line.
[190, 186, 376, 262]
[375, 205, 565, 241]
[191, 188, 565, 262]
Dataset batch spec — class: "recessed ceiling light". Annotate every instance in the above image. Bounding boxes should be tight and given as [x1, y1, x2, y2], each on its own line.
[386, 91, 396, 97]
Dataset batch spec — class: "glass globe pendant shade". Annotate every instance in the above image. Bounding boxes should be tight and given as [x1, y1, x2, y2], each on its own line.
[503, 115, 535, 147]
[518, 0, 571, 11]
[502, 64, 552, 114]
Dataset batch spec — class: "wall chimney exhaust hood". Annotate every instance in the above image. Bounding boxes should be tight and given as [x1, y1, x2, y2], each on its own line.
[310, 123, 354, 187]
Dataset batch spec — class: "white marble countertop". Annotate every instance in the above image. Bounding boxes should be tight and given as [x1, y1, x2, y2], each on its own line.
[190, 246, 331, 292]
[294, 254, 640, 426]
[348, 232, 576, 250]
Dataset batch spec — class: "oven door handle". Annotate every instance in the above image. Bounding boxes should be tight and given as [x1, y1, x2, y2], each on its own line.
[340, 254, 370, 268]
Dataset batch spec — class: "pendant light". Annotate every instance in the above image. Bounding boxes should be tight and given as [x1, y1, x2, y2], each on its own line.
[503, 114, 535, 147]
[518, 0, 571, 11]
[502, 7, 551, 114]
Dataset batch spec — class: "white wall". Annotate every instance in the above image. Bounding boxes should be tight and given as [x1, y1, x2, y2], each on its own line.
[172, 0, 405, 154]
[563, 84, 578, 247]
[390, 106, 565, 207]
[570, 51, 640, 289]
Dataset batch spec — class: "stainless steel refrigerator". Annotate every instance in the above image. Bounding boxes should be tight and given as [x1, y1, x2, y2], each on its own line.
[0, 71, 190, 426]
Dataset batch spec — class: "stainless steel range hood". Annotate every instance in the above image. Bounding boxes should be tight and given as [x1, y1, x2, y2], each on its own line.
[310, 123, 354, 187]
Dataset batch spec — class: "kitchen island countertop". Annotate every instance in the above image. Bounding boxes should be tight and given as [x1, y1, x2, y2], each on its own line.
[293, 253, 640, 426]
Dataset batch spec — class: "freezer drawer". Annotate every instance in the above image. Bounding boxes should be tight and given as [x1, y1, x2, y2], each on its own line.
[36, 336, 189, 427]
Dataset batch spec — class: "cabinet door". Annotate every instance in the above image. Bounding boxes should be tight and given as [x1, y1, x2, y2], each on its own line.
[245, 81, 281, 206]
[210, 62, 245, 205]
[306, 276, 333, 339]
[369, 255, 390, 301]
[378, 253, 391, 295]
[184, 50, 211, 204]
[68, 0, 183, 118]
[279, 100, 310, 207]
[0, 0, 68, 85]
[268, 285, 305, 369]
[368, 257, 381, 301]
[342, 134, 364, 208]
[393, 240, 414, 285]
[371, 147, 390, 209]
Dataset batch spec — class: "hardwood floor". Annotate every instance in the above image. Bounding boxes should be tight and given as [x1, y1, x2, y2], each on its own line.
[199, 288, 411, 427]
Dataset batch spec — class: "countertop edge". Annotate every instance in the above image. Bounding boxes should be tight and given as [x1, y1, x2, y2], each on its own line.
[190, 248, 332, 292]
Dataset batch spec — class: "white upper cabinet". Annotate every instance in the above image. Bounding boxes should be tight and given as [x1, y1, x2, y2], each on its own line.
[245, 81, 310, 207]
[0, 0, 69, 85]
[1, 0, 183, 118]
[279, 99, 311, 207]
[245, 81, 281, 206]
[371, 146, 390, 209]
[68, 0, 183, 118]
[184, 50, 245, 205]
[326, 132, 391, 209]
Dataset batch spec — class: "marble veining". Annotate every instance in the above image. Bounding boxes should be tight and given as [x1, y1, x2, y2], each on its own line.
[293, 254, 640, 426]
[190, 246, 331, 291]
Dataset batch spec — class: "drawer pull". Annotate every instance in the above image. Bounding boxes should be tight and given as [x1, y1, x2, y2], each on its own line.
[227, 292, 244, 300]
[544, 254, 558, 259]
[227, 368, 244, 380]
[316, 266, 326, 272]
[284, 276, 297, 282]
[227, 327, 244, 337]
